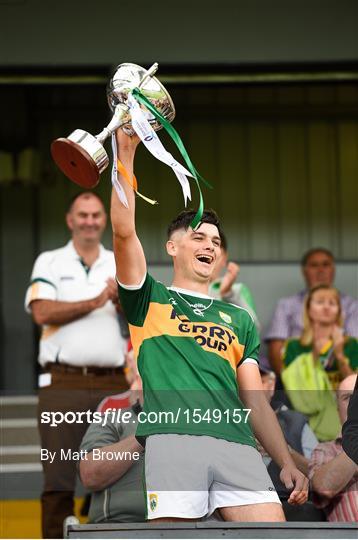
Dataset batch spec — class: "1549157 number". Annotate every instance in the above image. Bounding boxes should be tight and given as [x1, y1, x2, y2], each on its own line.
[182, 408, 251, 424]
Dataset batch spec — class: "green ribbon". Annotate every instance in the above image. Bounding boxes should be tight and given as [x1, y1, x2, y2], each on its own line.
[132, 87, 211, 229]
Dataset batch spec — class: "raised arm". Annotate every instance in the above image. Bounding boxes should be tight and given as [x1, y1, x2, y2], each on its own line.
[111, 130, 146, 286]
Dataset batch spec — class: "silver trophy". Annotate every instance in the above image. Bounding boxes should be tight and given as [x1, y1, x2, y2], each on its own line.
[51, 63, 175, 188]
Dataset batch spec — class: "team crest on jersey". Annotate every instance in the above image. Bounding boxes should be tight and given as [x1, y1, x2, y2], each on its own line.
[219, 311, 232, 324]
[149, 493, 158, 512]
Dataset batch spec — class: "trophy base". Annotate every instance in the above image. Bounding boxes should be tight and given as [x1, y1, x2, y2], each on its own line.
[51, 138, 102, 188]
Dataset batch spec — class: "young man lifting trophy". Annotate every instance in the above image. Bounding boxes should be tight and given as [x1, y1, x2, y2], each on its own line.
[51, 62, 308, 523]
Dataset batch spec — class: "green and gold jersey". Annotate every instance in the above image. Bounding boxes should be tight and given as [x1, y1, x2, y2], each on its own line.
[118, 274, 259, 446]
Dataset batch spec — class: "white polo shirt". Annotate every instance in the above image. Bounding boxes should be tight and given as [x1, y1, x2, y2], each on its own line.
[25, 241, 126, 368]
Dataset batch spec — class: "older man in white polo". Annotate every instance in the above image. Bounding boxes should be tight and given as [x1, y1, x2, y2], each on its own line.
[25, 191, 128, 538]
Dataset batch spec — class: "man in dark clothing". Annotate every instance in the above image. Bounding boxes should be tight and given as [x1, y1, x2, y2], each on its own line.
[342, 376, 358, 464]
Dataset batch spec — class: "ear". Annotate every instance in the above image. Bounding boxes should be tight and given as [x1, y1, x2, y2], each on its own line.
[166, 239, 177, 257]
[66, 212, 73, 231]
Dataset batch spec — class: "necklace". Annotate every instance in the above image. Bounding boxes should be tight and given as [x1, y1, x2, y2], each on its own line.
[176, 291, 213, 317]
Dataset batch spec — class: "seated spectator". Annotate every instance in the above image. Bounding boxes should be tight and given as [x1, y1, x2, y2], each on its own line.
[258, 366, 324, 520]
[78, 350, 145, 523]
[309, 375, 358, 521]
[209, 232, 260, 329]
[281, 285, 358, 441]
[266, 247, 358, 375]
[283, 285, 358, 386]
[259, 366, 318, 480]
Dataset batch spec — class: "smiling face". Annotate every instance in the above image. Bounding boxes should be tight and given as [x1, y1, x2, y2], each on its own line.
[308, 288, 340, 326]
[66, 194, 107, 246]
[166, 222, 222, 286]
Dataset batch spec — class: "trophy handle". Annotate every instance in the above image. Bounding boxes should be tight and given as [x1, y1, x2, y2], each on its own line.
[51, 104, 129, 188]
[95, 103, 130, 144]
[138, 62, 158, 89]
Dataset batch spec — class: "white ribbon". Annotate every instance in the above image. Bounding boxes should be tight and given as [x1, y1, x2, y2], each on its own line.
[111, 134, 129, 208]
[127, 93, 192, 206]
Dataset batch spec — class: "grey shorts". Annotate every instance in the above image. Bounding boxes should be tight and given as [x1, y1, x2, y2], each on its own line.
[145, 434, 280, 519]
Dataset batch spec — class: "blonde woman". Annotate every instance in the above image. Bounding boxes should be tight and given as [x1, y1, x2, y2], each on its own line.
[281, 285, 358, 441]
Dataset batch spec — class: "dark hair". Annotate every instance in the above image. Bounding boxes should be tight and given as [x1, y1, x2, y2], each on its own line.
[220, 231, 228, 252]
[301, 247, 334, 267]
[167, 209, 224, 241]
[67, 191, 105, 213]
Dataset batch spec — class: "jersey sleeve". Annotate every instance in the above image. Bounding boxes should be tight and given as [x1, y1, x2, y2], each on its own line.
[24, 252, 58, 312]
[117, 273, 155, 326]
[241, 316, 260, 364]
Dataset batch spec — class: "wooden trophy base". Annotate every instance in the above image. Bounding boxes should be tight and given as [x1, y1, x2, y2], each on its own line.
[51, 138, 101, 188]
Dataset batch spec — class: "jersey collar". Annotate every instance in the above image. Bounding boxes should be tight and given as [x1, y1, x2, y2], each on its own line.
[168, 285, 213, 300]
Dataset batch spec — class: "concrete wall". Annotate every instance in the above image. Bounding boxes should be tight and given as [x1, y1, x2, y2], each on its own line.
[0, 0, 357, 66]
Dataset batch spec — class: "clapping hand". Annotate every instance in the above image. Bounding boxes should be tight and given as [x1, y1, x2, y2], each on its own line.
[332, 325, 345, 358]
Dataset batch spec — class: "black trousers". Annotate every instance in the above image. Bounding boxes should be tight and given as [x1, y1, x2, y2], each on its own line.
[37, 366, 128, 538]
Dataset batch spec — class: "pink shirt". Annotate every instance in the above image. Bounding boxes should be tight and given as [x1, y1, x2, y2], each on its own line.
[309, 437, 358, 521]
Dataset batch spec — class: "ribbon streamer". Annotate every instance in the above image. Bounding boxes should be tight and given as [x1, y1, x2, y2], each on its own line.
[116, 159, 158, 206]
[127, 93, 192, 206]
[112, 133, 157, 206]
[132, 87, 211, 229]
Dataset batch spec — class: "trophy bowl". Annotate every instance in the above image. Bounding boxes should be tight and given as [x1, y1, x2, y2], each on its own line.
[51, 62, 175, 188]
[107, 62, 175, 135]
